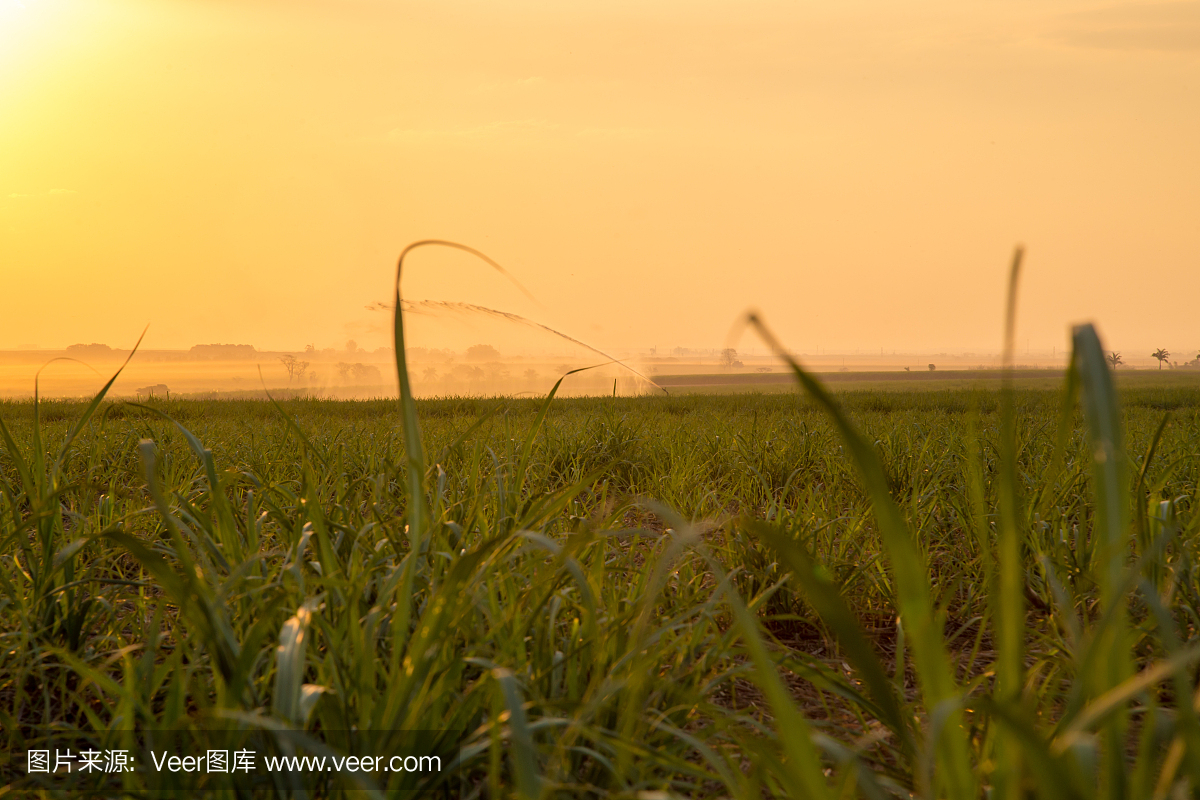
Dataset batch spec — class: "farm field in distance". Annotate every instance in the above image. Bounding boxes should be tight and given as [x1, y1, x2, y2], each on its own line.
[653, 367, 1200, 394]
[3, 358, 1200, 797]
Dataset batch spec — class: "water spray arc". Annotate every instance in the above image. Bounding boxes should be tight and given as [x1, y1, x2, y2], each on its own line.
[378, 239, 666, 395]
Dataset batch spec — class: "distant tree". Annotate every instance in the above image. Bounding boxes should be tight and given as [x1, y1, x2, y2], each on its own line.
[928, 364, 936, 372]
[720, 348, 738, 368]
[452, 364, 484, 382]
[336, 362, 381, 383]
[1106, 351, 1122, 368]
[346, 340, 358, 354]
[1152, 348, 1170, 370]
[66, 343, 113, 358]
[523, 368, 539, 381]
[466, 344, 501, 361]
[756, 366, 771, 373]
[423, 366, 438, 381]
[350, 363, 382, 383]
[305, 343, 316, 354]
[904, 366, 910, 372]
[484, 363, 510, 381]
[279, 355, 309, 383]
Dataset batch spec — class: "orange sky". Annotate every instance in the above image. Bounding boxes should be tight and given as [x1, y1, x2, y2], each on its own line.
[2, 0, 1198, 358]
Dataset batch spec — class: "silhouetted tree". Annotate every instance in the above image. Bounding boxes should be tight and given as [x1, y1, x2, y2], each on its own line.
[466, 344, 501, 361]
[720, 348, 738, 368]
[423, 366, 438, 381]
[279, 355, 309, 383]
[484, 363, 510, 381]
[337, 362, 381, 383]
[1107, 351, 1122, 368]
[350, 363, 381, 383]
[928, 363, 936, 372]
[1152, 348, 1170, 370]
[66, 343, 112, 356]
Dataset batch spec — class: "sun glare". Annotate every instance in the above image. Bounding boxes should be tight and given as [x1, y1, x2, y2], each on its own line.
[0, 0, 34, 51]
[0, 0, 30, 20]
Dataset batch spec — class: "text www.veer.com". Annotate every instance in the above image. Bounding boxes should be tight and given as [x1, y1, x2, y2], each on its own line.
[261, 754, 441, 773]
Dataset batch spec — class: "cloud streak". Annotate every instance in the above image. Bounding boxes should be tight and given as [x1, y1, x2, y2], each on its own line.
[1051, 1, 1200, 53]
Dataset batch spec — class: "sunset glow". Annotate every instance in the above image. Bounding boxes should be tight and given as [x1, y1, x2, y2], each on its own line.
[6, 4, 1200, 792]
[2, 0, 1198, 364]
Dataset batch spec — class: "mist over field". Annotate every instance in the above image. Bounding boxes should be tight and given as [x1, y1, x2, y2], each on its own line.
[0, 339, 1088, 401]
[3, 330, 1197, 400]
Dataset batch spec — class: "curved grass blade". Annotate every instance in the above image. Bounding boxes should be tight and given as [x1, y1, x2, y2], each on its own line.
[50, 327, 147, 477]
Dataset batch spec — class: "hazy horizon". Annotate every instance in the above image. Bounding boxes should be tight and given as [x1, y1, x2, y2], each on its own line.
[3, 0, 1198, 361]
[2, 334, 1194, 401]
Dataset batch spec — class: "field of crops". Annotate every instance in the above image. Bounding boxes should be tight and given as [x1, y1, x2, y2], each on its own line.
[3, 328, 1200, 797]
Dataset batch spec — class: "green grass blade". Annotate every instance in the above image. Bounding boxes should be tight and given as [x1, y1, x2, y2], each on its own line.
[995, 247, 1026, 799]
[1072, 324, 1129, 605]
[747, 312, 974, 796]
[1054, 641, 1200, 754]
[1071, 323, 1134, 799]
[977, 697, 1087, 800]
[750, 519, 914, 756]
[51, 327, 147, 477]
[392, 240, 534, 541]
[495, 667, 543, 800]
[273, 603, 315, 726]
[255, 368, 330, 468]
[710, 556, 834, 800]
